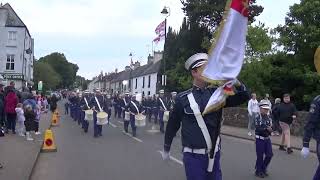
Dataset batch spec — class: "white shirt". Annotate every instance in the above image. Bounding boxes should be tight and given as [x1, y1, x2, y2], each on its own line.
[248, 99, 259, 115]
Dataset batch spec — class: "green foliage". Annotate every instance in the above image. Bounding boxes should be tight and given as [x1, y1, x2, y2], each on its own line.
[275, 0, 320, 69]
[33, 61, 61, 91]
[180, 0, 263, 29]
[246, 23, 273, 61]
[38, 53, 79, 88]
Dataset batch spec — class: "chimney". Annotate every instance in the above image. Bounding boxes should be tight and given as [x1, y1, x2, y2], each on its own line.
[0, 5, 8, 27]
[147, 54, 154, 64]
[115, 68, 118, 73]
[125, 66, 131, 71]
[134, 61, 140, 69]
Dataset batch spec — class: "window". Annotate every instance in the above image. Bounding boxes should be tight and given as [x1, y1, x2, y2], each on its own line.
[135, 78, 138, 89]
[142, 77, 145, 88]
[148, 75, 151, 88]
[148, 91, 150, 95]
[6, 55, 14, 70]
[8, 31, 17, 40]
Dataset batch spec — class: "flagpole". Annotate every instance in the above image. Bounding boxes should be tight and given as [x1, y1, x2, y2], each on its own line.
[161, 6, 170, 89]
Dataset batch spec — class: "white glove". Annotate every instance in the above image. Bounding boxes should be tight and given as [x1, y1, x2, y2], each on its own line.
[301, 147, 310, 158]
[161, 151, 170, 161]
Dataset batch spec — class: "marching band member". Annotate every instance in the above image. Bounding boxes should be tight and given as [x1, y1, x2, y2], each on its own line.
[125, 94, 141, 137]
[168, 92, 177, 115]
[146, 96, 152, 122]
[104, 94, 112, 124]
[152, 95, 158, 124]
[157, 90, 168, 133]
[163, 53, 249, 180]
[90, 89, 105, 138]
[254, 100, 273, 178]
[301, 95, 320, 180]
[82, 91, 91, 133]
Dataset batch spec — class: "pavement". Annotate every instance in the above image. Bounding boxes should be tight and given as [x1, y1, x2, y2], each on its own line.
[221, 125, 317, 153]
[29, 101, 318, 180]
[1, 100, 318, 180]
[0, 110, 52, 180]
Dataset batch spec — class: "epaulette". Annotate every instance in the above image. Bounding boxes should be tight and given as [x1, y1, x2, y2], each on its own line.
[178, 88, 193, 98]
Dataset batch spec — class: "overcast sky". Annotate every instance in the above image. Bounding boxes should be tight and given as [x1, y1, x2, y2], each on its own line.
[6, 0, 300, 79]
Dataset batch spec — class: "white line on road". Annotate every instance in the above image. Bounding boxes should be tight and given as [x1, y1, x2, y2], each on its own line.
[157, 150, 183, 166]
[109, 122, 117, 128]
[123, 131, 143, 143]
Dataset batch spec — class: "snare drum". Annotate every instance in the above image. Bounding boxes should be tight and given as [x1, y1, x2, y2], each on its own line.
[135, 114, 146, 127]
[124, 112, 130, 121]
[96, 111, 108, 125]
[84, 110, 94, 121]
[163, 111, 170, 122]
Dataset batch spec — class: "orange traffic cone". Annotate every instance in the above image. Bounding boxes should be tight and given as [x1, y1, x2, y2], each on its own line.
[41, 129, 57, 152]
[51, 110, 60, 127]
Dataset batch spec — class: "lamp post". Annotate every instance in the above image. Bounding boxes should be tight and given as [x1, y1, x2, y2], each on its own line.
[129, 52, 134, 93]
[161, 6, 170, 88]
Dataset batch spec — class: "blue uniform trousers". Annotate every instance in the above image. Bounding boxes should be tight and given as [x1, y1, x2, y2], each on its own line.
[77, 107, 82, 125]
[70, 105, 74, 119]
[183, 150, 222, 180]
[255, 138, 273, 174]
[314, 142, 320, 180]
[124, 114, 136, 137]
[107, 108, 112, 121]
[153, 108, 158, 123]
[146, 108, 152, 122]
[93, 111, 102, 137]
[158, 110, 165, 133]
[118, 106, 122, 118]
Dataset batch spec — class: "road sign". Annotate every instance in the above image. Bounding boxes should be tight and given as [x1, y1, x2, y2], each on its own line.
[38, 81, 43, 91]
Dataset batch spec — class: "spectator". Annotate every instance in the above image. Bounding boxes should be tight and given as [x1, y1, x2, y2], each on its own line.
[0, 83, 5, 129]
[247, 93, 259, 136]
[263, 94, 272, 109]
[4, 87, 18, 134]
[271, 98, 282, 136]
[34, 103, 41, 135]
[50, 94, 58, 112]
[4, 81, 21, 102]
[15, 103, 25, 137]
[277, 94, 298, 154]
[24, 105, 35, 141]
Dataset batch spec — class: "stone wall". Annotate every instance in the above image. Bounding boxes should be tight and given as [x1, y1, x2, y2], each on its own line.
[222, 107, 309, 136]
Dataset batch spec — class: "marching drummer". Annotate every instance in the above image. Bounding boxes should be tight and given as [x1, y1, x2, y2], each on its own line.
[125, 94, 142, 137]
[157, 90, 168, 133]
[146, 96, 152, 122]
[103, 94, 112, 124]
[152, 94, 158, 124]
[82, 91, 90, 133]
[168, 92, 177, 114]
[76, 93, 83, 125]
[90, 89, 105, 138]
[120, 93, 129, 120]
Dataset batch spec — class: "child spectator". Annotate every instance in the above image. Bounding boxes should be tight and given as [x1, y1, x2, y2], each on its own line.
[34, 104, 41, 135]
[15, 103, 25, 137]
[254, 100, 273, 178]
[24, 105, 35, 141]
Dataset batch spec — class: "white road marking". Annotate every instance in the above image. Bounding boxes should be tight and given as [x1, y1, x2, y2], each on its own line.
[123, 131, 143, 143]
[157, 151, 183, 166]
[109, 122, 117, 128]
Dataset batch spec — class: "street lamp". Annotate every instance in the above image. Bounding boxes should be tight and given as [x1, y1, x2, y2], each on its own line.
[128, 52, 134, 93]
[160, 6, 170, 88]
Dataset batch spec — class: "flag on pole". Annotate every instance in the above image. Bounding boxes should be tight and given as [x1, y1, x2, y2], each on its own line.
[153, 31, 165, 44]
[155, 20, 165, 35]
[202, 0, 250, 114]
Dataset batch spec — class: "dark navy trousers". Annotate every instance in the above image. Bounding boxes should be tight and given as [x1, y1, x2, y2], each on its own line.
[255, 138, 273, 174]
[314, 142, 320, 180]
[93, 111, 102, 137]
[158, 110, 164, 133]
[183, 151, 222, 180]
[124, 114, 136, 136]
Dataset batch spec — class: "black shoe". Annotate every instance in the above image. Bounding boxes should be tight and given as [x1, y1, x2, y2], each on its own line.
[287, 148, 293, 154]
[0, 163, 3, 169]
[279, 145, 286, 151]
[255, 172, 265, 178]
[5, 129, 8, 134]
[12, 131, 16, 134]
[263, 171, 269, 177]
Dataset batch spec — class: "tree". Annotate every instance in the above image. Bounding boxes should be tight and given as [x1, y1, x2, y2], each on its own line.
[275, 0, 320, 69]
[180, 0, 264, 30]
[33, 61, 61, 90]
[246, 23, 273, 61]
[38, 53, 79, 88]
